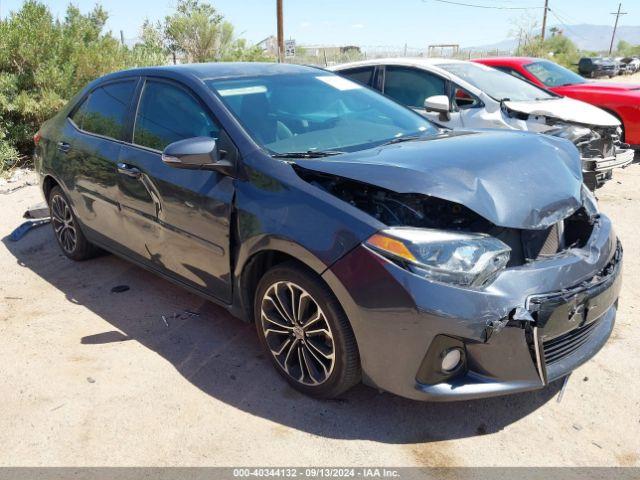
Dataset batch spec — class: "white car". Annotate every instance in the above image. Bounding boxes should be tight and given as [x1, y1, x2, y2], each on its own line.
[332, 58, 634, 189]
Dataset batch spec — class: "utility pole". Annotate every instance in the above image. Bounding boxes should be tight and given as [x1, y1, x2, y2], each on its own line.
[541, 0, 549, 41]
[517, 28, 523, 53]
[609, 3, 627, 55]
[276, 0, 284, 62]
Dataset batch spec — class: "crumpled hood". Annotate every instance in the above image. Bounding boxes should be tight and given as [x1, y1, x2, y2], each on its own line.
[504, 96, 620, 127]
[294, 130, 583, 230]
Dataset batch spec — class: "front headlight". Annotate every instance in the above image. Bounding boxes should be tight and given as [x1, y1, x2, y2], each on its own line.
[365, 228, 511, 288]
[548, 125, 595, 143]
[581, 184, 599, 217]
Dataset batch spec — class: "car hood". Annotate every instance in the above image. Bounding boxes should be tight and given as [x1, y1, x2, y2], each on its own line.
[554, 81, 640, 95]
[293, 130, 583, 230]
[504, 96, 620, 127]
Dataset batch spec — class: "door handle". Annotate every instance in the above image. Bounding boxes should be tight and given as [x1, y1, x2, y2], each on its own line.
[117, 163, 142, 179]
[57, 141, 71, 153]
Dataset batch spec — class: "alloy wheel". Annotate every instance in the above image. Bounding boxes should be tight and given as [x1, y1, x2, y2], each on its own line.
[51, 194, 77, 254]
[260, 281, 336, 386]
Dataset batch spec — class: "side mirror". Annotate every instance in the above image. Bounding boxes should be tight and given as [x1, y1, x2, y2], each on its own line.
[424, 95, 451, 121]
[162, 137, 234, 176]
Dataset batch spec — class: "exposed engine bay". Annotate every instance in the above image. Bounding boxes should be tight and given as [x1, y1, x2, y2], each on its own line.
[502, 104, 634, 190]
[296, 166, 595, 267]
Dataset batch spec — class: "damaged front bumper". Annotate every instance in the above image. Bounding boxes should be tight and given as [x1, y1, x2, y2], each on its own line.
[582, 148, 634, 189]
[323, 213, 621, 401]
[583, 148, 635, 172]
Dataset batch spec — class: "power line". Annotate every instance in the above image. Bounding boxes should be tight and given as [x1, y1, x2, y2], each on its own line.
[547, 9, 591, 42]
[423, 0, 544, 10]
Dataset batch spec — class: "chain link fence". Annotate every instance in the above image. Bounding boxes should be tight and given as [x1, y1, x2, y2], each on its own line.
[282, 44, 513, 67]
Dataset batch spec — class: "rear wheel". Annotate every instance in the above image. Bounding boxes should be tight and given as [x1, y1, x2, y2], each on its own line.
[254, 262, 360, 398]
[48, 186, 99, 261]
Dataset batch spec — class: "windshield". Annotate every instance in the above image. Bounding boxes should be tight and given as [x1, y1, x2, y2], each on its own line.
[437, 62, 554, 102]
[524, 60, 586, 87]
[206, 73, 437, 155]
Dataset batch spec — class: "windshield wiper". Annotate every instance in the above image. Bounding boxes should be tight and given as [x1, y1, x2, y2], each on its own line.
[271, 150, 345, 159]
[381, 135, 423, 146]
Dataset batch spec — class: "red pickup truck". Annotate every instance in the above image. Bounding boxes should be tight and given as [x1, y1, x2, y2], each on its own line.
[474, 57, 640, 150]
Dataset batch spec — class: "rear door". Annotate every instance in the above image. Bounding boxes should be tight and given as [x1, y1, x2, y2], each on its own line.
[116, 77, 235, 302]
[380, 65, 464, 128]
[337, 66, 377, 88]
[64, 79, 138, 245]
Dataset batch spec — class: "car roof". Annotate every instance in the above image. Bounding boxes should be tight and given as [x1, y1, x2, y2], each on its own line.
[331, 57, 474, 71]
[331, 57, 492, 97]
[96, 62, 325, 84]
[474, 57, 539, 66]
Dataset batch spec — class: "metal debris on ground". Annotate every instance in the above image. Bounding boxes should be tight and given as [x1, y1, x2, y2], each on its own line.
[8, 218, 50, 241]
[110, 285, 130, 293]
[556, 374, 572, 403]
[160, 310, 200, 326]
[0, 168, 39, 195]
[23, 201, 49, 219]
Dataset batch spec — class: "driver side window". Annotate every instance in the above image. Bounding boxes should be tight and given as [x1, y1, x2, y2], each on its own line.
[383, 66, 446, 109]
[134, 80, 220, 151]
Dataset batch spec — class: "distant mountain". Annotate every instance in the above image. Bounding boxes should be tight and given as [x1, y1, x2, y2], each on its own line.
[469, 24, 640, 54]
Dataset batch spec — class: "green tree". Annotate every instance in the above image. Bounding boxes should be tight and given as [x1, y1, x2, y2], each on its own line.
[156, 0, 272, 63]
[544, 33, 580, 69]
[617, 40, 640, 57]
[0, 0, 271, 171]
[0, 1, 162, 167]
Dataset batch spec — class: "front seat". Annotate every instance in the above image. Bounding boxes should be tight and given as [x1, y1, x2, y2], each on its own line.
[240, 93, 293, 145]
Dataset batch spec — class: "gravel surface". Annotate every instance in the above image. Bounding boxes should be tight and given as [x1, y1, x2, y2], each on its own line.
[0, 163, 639, 468]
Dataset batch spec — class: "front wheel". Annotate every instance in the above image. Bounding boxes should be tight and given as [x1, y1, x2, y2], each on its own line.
[254, 262, 360, 398]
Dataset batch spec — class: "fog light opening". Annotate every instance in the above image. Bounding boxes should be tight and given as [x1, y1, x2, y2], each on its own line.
[441, 348, 463, 373]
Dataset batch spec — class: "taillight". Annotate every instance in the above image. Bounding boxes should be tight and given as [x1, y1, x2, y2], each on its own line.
[33, 131, 42, 146]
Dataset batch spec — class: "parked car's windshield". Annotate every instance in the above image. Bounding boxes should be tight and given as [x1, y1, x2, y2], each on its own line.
[524, 60, 587, 87]
[206, 73, 437, 155]
[437, 62, 555, 102]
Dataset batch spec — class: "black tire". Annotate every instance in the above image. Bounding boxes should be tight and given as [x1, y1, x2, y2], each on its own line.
[48, 185, 100, 261]
[254, 261, 360, 398]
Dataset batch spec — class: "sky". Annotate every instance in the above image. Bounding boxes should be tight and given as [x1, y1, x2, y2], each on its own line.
[1, 0, 639, 48]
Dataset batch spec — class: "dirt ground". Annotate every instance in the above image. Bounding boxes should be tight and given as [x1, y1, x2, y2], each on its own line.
[0, 161, 638, 468]
[608, 71, 640, 83]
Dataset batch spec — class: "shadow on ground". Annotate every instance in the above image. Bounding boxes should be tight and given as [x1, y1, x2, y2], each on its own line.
[3, 226, 561, 444]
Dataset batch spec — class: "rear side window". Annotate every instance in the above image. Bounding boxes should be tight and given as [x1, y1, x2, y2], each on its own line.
[71, 81, 136, 141]
[383, 66, 446, 108]
[134, 80, 219, 151]
[339, 67, 375, 87]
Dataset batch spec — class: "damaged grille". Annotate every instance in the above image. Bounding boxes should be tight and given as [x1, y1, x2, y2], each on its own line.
[576, 125, 623, 161]
[530, 242, 622, 370]
[543, 318, 601, 365]
[503, 209, 592, 264]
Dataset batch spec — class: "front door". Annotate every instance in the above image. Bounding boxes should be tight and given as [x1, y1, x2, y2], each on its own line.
[381, 65, 464, 128]
[116, 78, 235, 303]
